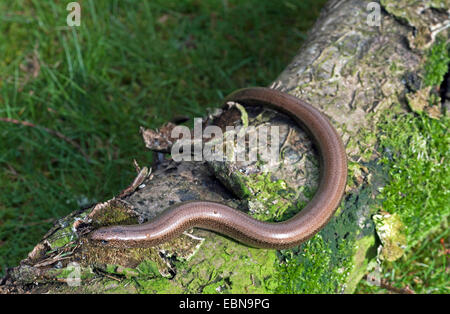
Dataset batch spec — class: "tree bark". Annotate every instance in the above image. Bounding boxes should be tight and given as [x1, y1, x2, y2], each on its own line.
[1, 0, 448, 294]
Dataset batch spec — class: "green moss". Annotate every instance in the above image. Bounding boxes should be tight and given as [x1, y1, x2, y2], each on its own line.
[89, 201, 138, 228]
[377, 113, 449, 247]
[423, 37, 450, 87]
[43, 211, 90, 250]
[46, 226, 77, 250]
[136, 260, 163, 278]
[343, 235, 376, 293]
[56, 264, 95, 282]
[209, 163, 306, 223]
[271, 163, 386, 294]
[102, 233, 278, 294]
[357, 97, 449, 292]
[208, 161, 252, 199]
[243, 172, 302, 222]
[274, 235, 352, 293]
[211, 143, 380, 294]
[404, 37, 448, 119]
[167, 235, 278, 294]
[136, 277, 183, 294]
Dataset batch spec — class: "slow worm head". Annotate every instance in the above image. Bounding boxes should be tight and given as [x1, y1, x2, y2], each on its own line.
[90, 87, 347, 249]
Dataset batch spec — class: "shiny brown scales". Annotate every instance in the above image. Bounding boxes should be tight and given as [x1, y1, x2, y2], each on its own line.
[90, 87, 347, 249]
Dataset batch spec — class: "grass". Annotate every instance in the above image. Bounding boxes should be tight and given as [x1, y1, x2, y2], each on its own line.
[0, 0, 327, 276]
[356, 225, 449, 294]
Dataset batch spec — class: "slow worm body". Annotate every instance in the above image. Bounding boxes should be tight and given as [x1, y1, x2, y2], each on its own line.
[90, 87, 347, 249]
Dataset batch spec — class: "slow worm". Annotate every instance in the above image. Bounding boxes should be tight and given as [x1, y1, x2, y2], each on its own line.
[90, 87, 347, 249]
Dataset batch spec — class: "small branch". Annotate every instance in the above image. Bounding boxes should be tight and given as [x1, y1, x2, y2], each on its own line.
[380, 279, 415, 294]
[21, 218, 55, 228]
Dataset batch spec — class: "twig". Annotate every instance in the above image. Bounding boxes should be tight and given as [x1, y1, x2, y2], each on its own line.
[380, 279, 415, 294]
[117, 166, 150, 198]
[22, 218, 55, 227]
[364, 274, 415, 294]
[0, 117, 91, 163]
